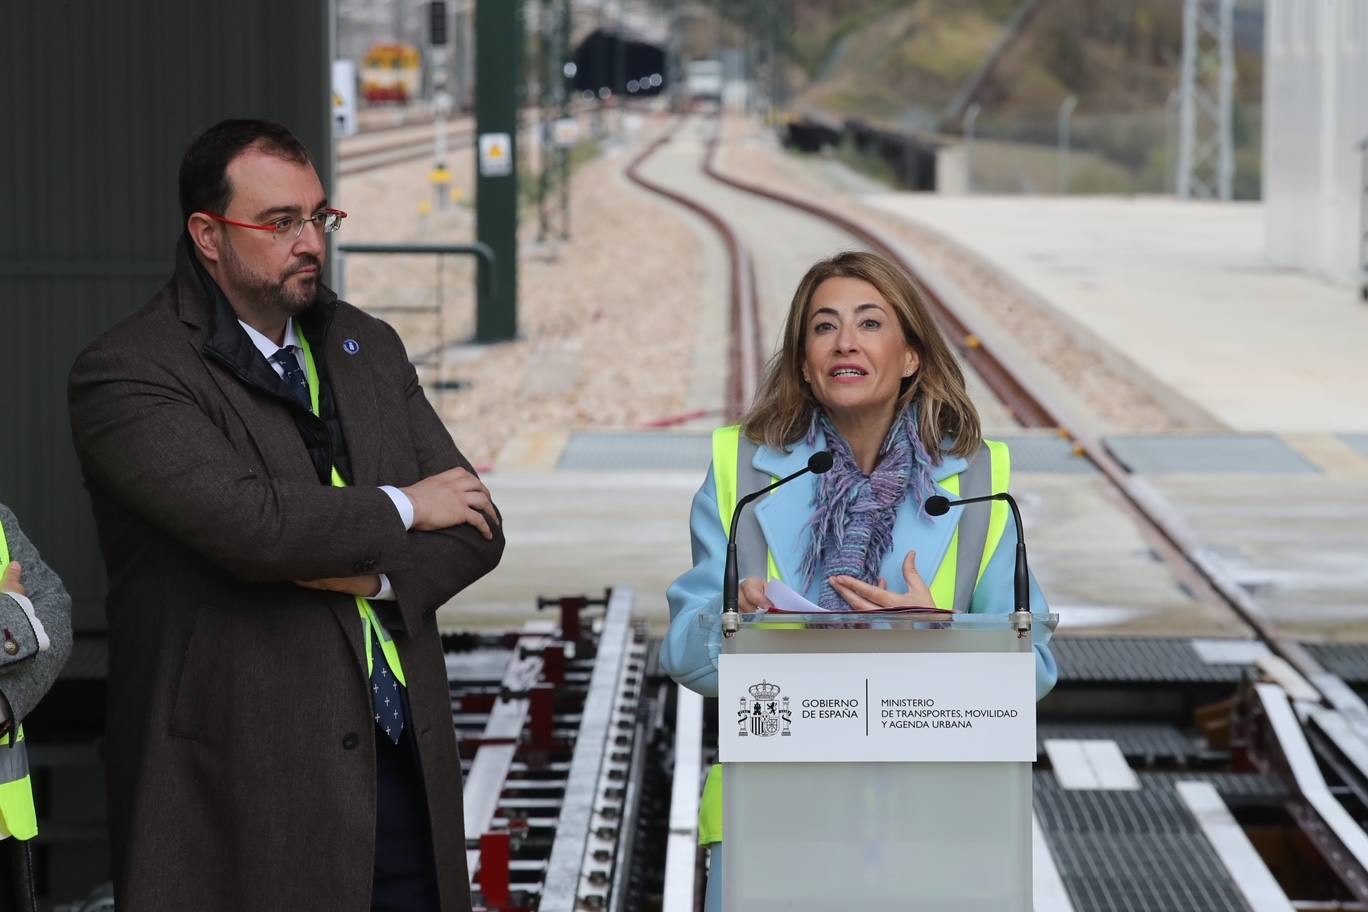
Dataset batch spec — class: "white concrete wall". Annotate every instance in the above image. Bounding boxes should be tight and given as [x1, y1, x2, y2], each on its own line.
[1263, 0, 1368, 286]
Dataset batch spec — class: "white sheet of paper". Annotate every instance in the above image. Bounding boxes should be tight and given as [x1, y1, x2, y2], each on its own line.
[763, 580, 833, 613]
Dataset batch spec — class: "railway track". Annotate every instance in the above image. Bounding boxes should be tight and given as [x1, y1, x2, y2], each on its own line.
[624, 120, 763, 422]
[452, 588, 671, 912]
[623, 115, 1368, 910]
[355, 108, 446, 136]
[338, 121, 476, 177]
[339, 103, 596, 178]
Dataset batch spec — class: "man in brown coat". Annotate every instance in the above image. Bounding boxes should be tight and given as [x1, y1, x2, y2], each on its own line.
[68, 120, 503, 911]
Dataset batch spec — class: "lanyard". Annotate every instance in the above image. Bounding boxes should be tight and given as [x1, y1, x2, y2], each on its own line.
[293, 331, 407, 685]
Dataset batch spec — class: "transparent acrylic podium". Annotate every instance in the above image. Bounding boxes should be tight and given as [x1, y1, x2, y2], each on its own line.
[721, 611, 1055, 912]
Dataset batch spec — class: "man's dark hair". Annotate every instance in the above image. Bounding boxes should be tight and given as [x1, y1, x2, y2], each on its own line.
[178, 119, 313, 223]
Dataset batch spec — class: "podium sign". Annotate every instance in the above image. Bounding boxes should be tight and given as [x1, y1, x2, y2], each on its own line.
[719, 651, 1035, 763]
[720, 612, 1050, 911]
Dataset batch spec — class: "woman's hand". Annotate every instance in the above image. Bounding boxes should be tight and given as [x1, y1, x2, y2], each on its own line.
[828, 550, 935, 612]
[295, 575, 382, 598]
[1, 561, 24, 597]
[738, 577, 773, 613]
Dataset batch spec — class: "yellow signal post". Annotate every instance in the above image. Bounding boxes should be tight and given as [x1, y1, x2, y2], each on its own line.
[430, 164, 453, 211]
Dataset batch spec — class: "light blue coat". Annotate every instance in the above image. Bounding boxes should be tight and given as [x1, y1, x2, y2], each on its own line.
[662, 431, 1058, 700]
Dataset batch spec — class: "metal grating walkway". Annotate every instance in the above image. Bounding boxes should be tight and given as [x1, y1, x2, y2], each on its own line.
[1051, 638, 1256, 684]
[1035, 772, 1258, 912]
[1037, 723, 1209, 764]
[1304, 642, 1368, 684]
[1137, 771, 1287, 801]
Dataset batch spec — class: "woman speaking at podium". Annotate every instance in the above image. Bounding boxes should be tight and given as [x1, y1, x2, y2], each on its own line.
[662, 251, 1057, 911]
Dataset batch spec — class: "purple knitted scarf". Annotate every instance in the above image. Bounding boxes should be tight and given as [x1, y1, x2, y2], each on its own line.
[800, 407, 940, 611]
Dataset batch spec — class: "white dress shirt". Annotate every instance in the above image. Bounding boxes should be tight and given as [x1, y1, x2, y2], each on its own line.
[239, 319, 411, 601]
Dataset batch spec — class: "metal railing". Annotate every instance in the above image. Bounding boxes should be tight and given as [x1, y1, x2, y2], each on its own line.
[1360, 136, 1368, 301]
[334, 242, 497, 395]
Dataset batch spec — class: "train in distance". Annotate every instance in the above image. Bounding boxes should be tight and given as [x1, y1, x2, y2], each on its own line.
[685, 59, 724, 106]
[360, 42, 421, 104]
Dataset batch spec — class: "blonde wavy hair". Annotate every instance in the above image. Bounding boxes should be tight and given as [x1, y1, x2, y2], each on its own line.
[741, 250, 981, 459]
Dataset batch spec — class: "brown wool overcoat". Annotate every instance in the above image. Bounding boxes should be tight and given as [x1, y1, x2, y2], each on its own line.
[68, 241, 503, 911]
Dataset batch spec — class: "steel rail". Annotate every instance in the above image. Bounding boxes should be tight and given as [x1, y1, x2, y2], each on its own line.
[539, 588, 636, 910]
[339, 103, 591, 177]
[624, 117, 763, 422]
[340, 124, 476, 161]
[1253, 684, 1368, 904]
[606, 653, 652, 912]
[462, 636, 548, 885]
[449, 588, 656, 908]
[661, 686, 703, 912]
[337, 136, 476, 178]
[355, 116, 438, 136]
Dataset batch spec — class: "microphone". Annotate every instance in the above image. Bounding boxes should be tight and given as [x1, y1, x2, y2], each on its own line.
[925, 492, 1033, 636]
[722, 451, 834, 636]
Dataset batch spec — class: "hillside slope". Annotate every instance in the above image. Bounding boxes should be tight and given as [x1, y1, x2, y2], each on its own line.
[785, 0, 1265, 195]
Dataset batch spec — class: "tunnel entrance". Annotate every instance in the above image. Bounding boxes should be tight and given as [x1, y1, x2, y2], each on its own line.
[572, 28, 667, 98]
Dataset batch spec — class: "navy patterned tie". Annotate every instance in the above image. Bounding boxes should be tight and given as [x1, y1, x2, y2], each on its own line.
[371, 630, 405, 744]
[269, 343, 407, 744]
[270, 346, 311, 411]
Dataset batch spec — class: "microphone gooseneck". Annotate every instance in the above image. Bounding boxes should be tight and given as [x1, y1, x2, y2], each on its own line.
[722, 450, 833, 636]
[922, 491, 1033, 637]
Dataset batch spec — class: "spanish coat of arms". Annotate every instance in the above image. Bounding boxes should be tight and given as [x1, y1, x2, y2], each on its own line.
[738, 680, 792, 737]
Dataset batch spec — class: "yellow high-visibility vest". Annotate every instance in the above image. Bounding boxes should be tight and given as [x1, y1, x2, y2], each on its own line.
[0, 517, 39, 841]
[296, 333, 407, 686]
[698, 425, 1011, 845]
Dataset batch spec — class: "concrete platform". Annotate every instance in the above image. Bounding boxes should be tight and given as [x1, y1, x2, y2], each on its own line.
[860, 195, 1368, 434]
[438, 458, 1268, 642]
[437, 469, 698, 634]
[1149, 474, 1368, 641]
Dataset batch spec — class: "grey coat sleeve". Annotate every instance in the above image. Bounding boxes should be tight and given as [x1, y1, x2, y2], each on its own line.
[0, 503, 74, 725]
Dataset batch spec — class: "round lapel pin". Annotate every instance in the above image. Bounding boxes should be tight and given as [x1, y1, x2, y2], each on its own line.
[343, 339, 360, 355]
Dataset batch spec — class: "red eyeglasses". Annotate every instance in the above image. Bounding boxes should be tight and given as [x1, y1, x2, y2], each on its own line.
[198, 208, 348, 241]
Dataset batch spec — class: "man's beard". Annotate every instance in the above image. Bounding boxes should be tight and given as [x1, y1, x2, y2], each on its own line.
[221, 237, 321, 319]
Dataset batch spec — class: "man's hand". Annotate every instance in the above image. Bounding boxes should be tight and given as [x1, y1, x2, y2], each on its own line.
[1, 562, 25, 597]
[738, 577, 772, 614]
[828, 550, 936, 612]
[295, 575, 382, 598]
[400, 468, 498, 538]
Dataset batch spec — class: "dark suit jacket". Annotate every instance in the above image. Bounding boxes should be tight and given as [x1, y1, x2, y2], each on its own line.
[68, 239, 503, 912]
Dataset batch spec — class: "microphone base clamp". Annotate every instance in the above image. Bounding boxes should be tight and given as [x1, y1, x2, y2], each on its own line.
[722, 610, 740, 637]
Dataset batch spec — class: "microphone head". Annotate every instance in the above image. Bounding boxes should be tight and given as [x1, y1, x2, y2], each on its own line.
[808, 451, 834, 474]
[924, 495, 950, 516]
